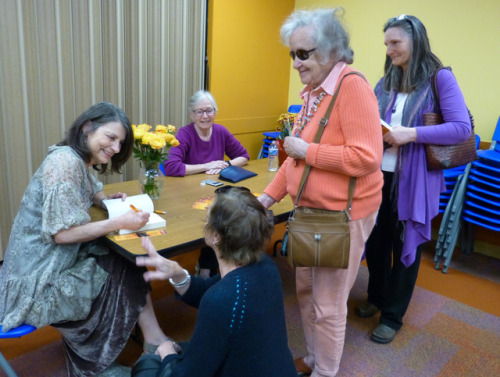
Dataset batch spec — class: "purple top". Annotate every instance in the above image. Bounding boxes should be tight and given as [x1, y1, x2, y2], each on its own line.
[376, 68, 471, 266]
[163, 123, 250, 177]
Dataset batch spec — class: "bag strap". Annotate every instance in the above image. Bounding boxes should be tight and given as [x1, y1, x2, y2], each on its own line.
[294, 71, 365, 218]
[430, 67, 450, 112]
[431, 66, 475, 130]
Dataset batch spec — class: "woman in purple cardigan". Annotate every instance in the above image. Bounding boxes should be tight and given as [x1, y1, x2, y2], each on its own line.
[356, 15, 471, 344]
[164, 91, 250, 277]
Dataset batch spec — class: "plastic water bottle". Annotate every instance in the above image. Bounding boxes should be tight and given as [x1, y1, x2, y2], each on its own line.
[268, 140, 279, 171]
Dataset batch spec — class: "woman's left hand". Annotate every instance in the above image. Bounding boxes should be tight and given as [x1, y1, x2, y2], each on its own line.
[284, 136, 309, 160]
[107, 192, 127, 201]
[383, 125, 417, 147]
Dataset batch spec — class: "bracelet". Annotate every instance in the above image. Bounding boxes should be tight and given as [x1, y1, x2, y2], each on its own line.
[226, 160, 232, 166]
[169, 269, 191, 288]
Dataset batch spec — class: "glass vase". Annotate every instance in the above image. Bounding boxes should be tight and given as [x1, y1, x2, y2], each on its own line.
[139, 166, 164, 200]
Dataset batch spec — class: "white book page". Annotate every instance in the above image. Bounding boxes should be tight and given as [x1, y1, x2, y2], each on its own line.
[102, 194, 166, 234]
[381, 119, 393, 134]
[103, 194, 155, 218]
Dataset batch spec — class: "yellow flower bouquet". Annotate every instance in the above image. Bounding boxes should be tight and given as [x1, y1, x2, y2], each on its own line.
[132, 123, 179, 199]
[277, 112, 297, 140]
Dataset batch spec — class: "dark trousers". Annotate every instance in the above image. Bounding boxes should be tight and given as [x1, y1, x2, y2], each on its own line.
[198, 246, 219, 276]
[365, 171, 423, 331]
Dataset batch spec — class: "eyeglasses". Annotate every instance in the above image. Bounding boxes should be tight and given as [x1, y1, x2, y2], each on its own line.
[289, 48, 316, 61]
[215, 185, 251, 195]
[193, 108, 215, 117]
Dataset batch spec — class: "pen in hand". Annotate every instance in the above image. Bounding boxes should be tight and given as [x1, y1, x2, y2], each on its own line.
[130, 204, 140, 212]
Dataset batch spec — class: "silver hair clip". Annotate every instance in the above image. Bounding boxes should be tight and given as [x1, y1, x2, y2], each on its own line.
[397, 14, 407, 20]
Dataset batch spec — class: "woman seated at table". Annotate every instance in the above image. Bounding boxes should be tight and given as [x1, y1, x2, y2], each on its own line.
[164, 90, 250, 277]
[132, 186, 297, 377]
[0, 102, 170, 377]
[163, 90, 249, 176]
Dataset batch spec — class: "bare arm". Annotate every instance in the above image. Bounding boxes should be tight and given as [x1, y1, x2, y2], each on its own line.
[54, 209, 150, 244]
[184, 160, 229, 176]
[54, 191, 147, 244]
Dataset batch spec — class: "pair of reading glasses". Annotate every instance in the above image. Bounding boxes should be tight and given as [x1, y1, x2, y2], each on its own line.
[289, 48, 316, 61]
[193, 108, 215, 117]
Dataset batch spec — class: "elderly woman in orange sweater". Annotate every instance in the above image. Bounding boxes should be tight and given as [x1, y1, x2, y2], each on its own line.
[258, 8, 383, 377]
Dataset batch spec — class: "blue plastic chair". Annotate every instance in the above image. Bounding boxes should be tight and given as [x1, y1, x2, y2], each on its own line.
[159, 162, 165, 176]
[475, 115, 500, 167]
[287, 104, 302, 114]
[0, 324, 36, 377]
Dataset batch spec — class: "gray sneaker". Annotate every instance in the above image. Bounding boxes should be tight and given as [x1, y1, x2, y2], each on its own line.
[355, 301, 379, 318]
[370, 324, 397, 344]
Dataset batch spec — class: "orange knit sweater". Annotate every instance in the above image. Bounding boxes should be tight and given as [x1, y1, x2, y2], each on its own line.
[264, 66, 383, 220]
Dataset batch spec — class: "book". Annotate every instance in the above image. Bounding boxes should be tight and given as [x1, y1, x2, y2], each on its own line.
[381, 119, 393, 135]
[103, 194, 166, 235]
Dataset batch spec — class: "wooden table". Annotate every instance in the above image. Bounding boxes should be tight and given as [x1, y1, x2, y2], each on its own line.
[89, 159, 292, 261]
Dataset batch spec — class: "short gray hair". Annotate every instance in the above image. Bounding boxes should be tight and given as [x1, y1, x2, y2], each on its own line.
[280, 8, 353, 64]
[188, 90, 218, 113]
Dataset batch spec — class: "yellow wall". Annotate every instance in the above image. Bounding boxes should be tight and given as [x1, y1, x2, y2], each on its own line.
[289, 0, 500, 143]
[207, 0, 295, 159]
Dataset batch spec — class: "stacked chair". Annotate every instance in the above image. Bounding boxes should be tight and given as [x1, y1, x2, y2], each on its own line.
[434, 134, 481, 273]
[462, 116, 500, 251]
[435, 116, 500, 273]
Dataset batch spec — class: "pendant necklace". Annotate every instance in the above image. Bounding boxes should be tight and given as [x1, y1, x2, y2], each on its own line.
[294, 91, 327, 137]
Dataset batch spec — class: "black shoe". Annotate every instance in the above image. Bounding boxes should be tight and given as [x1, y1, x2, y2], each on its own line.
[370, 324, 397, 344]
[355, 301, 379, 318]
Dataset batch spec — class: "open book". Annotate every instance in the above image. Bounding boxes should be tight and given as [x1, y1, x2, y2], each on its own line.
[103, 194, 166, 235]
[381, 119, 393, 134]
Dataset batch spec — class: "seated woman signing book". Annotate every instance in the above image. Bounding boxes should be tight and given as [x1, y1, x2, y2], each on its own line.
[0, 102, 170, 377]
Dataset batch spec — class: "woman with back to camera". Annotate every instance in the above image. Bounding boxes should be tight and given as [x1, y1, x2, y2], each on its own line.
[131, 186, 297, 377]
[356, 15, 471, 344]
[164, 90, 250, 278]
[0, 102, 170, 376]
[258, 8, 383, 377]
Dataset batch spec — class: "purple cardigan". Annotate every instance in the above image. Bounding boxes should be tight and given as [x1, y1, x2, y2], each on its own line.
[163, 123, 250, 177]
[375, 69, 471, 266]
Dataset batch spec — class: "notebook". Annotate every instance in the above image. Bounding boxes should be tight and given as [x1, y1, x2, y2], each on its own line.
[103, 194, 166, 235]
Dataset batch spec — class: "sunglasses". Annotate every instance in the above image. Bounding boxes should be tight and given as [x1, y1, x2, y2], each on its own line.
[215, 185, 251, 195]
[290, 48, 316, 61]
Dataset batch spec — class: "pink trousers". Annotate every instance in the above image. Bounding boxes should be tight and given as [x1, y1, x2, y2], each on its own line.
[296, 210, 378, 377]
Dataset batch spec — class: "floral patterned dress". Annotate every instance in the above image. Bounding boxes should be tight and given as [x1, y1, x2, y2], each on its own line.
[0, 145, 149, 376]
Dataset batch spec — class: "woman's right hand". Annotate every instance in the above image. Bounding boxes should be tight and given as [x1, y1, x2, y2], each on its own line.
[136, 237, 185, 282]
[119, 209, 150, 230]
[204, 160, 228, 174]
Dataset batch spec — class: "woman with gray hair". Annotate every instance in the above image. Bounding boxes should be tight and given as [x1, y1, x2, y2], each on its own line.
[163, 90, 249, 177]
[258, 8, 383, 376]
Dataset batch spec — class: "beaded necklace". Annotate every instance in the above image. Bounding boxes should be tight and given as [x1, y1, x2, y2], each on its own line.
[294, 91, 327, 137]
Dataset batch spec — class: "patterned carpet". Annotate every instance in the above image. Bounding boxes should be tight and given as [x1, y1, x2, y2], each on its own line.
[2, 253, 500, 377]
